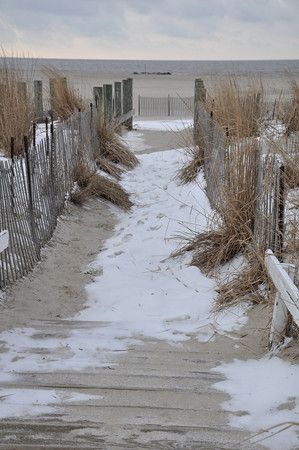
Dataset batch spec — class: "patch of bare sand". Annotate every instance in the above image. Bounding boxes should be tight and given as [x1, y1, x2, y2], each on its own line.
[0, 199, 117, 333]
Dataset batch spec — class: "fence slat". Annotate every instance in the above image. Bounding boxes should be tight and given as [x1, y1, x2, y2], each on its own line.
[266, 250, 299, 347]
[0, 107, 99, 288]
[0, 231, 9, 254]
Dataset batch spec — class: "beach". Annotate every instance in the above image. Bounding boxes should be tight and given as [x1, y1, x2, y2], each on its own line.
[12, 57, 299, 109]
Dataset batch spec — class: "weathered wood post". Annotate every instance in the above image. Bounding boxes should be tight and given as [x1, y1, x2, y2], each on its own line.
[93, 86, 103, 112]
[122, 78, 133, 130]
[167, 94, 171, 116]
[103, 84, 113, 121]
[24, 135, 40, 257]
[49, 78, 56, 116]
[17, 81, 27, 102]
[277, 165, 285, 261]
[114, 81, 122, 118]
[138, 94, 141, 116]
[34, 80, 43, 120]
[194, 78, 206, 142]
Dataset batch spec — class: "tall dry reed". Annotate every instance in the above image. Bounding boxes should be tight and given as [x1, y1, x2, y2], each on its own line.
[44, 67, 84, 120]
[0, 53, 35, 156]
[206, 76, 264, 139]
[285, 79, 299, 135]
[96, 116, 139, 169]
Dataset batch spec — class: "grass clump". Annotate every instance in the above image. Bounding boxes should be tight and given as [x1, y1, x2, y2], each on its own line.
[45, 67, 84, 120]
[217, 250, 269, 306]
[178, 125, 206, 184]
[206, 76, 264, 139]
[285, 79, 299, 135]
[174, 138, 263, 306]
[0, 53, 35, 156]
[96, 117, 139, 169]
[71, 159, 132, 210]
[95, 157, 123, 180]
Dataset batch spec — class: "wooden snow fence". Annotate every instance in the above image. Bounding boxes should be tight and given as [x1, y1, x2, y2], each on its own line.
[194, 100, 288, 257]
[137, 95, 194, 117]
[265, 250, 299, 348]
[0, 109, 97, 288]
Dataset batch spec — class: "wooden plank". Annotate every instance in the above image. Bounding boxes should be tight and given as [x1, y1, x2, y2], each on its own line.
[265, 250, 299, 345]
[103, 84, 113, 121]
[34, 80, 43, 120]
[114, 82, 122, 118]
[122, 78, 133, 130]
[0, 230, 9, 253]
[93, 86, 103, 111]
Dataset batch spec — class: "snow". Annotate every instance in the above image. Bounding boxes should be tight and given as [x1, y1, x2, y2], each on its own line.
[0, 143, 248, 419]
[123, 130, 152, 153]
[0, 388, 103, 419]
[78, 148, 248, 342]
[0, 117, 297, 445]
[134, 119, 193, 131]
[212, 357, 299, 449]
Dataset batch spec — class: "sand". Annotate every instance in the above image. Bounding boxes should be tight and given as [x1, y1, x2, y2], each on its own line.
[0, 199, 117, 333]
[0, 124, 297, 449]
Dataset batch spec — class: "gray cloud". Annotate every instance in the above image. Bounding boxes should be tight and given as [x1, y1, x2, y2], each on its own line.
[0, 0, 298, 58]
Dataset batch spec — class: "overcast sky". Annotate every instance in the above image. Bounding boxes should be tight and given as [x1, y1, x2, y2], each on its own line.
[0, 0, 298, 60]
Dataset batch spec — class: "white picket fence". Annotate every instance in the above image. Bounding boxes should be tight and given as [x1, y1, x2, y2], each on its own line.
[265, 249, 299, 348]
[0, 230, 9, 254]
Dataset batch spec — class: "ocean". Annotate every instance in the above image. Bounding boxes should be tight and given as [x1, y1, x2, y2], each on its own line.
[32, 58, 299, 77]
[2, 57, 299, 103]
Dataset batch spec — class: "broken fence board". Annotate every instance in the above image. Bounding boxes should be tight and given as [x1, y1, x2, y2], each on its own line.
[0, 231, 9, 253]
[265, 249, 299, 346]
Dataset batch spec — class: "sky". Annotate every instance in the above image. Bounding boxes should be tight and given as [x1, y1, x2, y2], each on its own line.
[0, 0, 298, 60]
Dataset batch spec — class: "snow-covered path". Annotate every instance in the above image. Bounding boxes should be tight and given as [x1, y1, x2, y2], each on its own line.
[0, 122, 298, 449]
[79, 148, 247, 344]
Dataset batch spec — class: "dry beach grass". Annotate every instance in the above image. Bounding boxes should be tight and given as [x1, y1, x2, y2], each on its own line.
[71, 159, 132, 210]
[0, 53, 35, 156]
[44, 67, 84, 120]
[174, 79, 277, 307]
[96, 116, 139, 169]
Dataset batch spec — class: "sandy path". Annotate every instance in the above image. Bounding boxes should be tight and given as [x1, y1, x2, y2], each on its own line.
[0, 200, 116, 332]
[0, 123, 281, 449]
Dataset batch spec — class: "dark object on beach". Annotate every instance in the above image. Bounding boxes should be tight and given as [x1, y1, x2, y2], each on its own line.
[133, 71, 172, 75]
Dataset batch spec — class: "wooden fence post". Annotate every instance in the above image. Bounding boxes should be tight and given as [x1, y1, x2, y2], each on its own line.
[103, 84, 113, 121]
[34, 80, 43, 120]
[24, 135, 40, 257]
[194, 78, 206, 142]
[93, 86, 103, 111]
[17, 81, 27, 102]
[122, 78, 133, 130]
[114, 81, 122, 118]
[138, 94, 141, 116]
[167, 94, 171, 116]
[49, 78, 56, 116]
[277, 165, 285, 261]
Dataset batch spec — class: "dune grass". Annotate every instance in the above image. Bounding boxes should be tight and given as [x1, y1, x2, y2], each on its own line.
[0, 53, 35, 156]
[71, 159, 132, 210]
[285, 79, 299, 135]
[44, 67, 84, 120]
[95, 117, 139, 169]
[206, 76, 264, 139]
